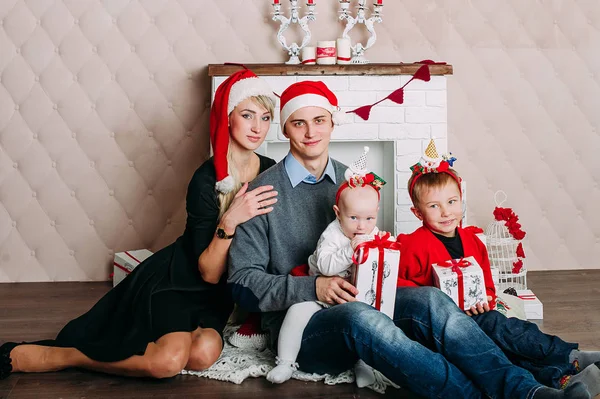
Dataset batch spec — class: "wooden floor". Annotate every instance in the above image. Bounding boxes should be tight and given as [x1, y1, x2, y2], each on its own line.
[1, 270, 599, 399]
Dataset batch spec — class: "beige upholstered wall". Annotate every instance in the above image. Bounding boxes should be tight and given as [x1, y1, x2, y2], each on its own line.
[1, 1, 598, 281]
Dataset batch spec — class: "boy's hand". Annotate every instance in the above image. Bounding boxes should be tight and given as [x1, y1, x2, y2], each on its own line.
[465, 296, 493, 316]
[316, 276, 358, 305]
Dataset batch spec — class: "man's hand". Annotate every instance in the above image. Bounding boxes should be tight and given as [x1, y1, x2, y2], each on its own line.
[351, 234, 374, 250]
[465, 295, 493, 316]
[316, 276, 358, 306]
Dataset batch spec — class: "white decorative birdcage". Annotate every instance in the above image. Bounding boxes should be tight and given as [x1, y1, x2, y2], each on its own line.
[484, 191, 527, 291]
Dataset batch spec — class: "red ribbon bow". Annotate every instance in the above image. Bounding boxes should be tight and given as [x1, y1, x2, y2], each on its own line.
[438, 258, 472, 310]
[352, 233, 401, 310]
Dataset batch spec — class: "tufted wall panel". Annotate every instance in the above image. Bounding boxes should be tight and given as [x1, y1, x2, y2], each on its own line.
[0, 0, 598, 282]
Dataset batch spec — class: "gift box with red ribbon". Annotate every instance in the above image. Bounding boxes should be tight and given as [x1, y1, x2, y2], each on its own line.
[112, 249, 153, 287]
[516, 289, 543, 320]
[432, 256, 487, 310]
[351, 233, 401, 319]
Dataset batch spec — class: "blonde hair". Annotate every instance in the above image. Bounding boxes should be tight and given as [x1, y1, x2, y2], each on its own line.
[408, 168, 461, 206]
[217, 94, 275, 220]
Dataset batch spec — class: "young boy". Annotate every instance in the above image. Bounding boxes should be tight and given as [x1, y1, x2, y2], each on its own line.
[266, 148, 386, 389]
[398, 139, 600, 397]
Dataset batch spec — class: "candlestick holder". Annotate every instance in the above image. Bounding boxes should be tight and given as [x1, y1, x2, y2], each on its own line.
[338, 0, 383, 64]
[272, 0, 316, 65]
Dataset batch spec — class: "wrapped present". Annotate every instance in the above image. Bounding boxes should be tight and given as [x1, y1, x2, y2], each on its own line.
[432, 256, 488, 310]
[476, 232, 487, 248]
[495, 292, 527, 320]
[490, 266, 500, 289]
[113, 249, 153, 287]
[516, 289, 543, 319]
[351, 233, 400, 319]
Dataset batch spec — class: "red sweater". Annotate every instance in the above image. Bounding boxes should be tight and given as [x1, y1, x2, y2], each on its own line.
[397, 226, 497, 305]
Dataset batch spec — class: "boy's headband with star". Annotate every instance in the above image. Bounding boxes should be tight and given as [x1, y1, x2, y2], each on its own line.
[408, 139, 461, 199]
[335, 147, 386, 205]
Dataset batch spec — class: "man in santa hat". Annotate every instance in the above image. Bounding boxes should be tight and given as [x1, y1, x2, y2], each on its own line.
[227, 81, 587, 399]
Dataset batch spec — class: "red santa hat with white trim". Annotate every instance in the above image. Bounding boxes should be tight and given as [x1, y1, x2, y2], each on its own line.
[210, 69, 277, 194]
[279, 80, 352, 128]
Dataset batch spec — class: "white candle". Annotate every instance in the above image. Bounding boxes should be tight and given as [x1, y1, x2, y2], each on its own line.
[316, 41, 336, 65]
[301, 46, 317, 65]
[336, 38, 351, 64]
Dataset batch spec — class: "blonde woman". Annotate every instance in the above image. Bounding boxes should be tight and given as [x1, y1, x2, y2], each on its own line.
[1, 70, 278, 379]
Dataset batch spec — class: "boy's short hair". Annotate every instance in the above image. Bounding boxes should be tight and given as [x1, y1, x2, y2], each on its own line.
[408, 168, 461, 206]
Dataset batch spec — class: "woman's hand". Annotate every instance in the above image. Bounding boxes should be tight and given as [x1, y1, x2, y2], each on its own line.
[220, 183, 278, 232]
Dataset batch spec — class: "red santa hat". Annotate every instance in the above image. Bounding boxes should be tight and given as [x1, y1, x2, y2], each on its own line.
[210, 69, 276, 194]
[279, 80, 352, 128]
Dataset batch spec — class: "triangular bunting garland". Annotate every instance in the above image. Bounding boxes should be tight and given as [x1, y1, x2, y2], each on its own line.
[347, 62, 443, 120]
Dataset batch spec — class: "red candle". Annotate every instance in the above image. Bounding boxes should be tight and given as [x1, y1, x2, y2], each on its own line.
[376, 0, 382, 4]
[273, 0, 279, 4]
[307, 0, 314, 3]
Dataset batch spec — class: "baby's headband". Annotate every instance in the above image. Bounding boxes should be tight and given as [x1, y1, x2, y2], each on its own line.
[408, 139, 460, 198]
[335, 147, 386, 205]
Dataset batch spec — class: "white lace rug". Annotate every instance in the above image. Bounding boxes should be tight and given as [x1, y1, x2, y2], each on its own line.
[181, 324, 396, 394]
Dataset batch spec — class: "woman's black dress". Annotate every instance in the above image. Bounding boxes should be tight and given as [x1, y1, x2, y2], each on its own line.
[55, 155, 276, 362]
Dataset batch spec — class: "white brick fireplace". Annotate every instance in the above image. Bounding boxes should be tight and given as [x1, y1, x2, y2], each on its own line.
[210, 64, 453, 235]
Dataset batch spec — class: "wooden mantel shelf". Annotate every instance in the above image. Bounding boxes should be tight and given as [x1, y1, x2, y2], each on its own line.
[208, 63, 453, 77]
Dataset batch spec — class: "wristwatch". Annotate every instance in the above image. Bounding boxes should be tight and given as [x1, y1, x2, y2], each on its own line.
[216, 227, 235, 239]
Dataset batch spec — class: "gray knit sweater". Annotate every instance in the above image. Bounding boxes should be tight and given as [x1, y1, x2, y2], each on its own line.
[227, 158, 346, 346]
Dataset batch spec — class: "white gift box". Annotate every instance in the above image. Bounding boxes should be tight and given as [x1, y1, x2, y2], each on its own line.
[495, 292, 527, 320]
[476, 232, 487, 248]
[516, 289, 544, 319]
[490, 267, 500, 289]
[432, 256, 488, 310]
[351, 243, 400, 319]
[113, 249, 153, 287]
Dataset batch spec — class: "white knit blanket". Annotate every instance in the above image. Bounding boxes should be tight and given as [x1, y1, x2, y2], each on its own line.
[181, 324, 396, 394]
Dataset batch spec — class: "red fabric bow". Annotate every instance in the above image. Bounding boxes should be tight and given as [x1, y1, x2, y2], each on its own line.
[512, 259, 524, 274]
[438, 258, 472, 310]
[516, 243, 526, 258]
[352, 233, 401, 310]
[493, 207, 526, 240]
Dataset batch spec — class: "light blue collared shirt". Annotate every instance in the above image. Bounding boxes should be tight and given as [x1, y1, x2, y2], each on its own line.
[283, 152, 337, 188]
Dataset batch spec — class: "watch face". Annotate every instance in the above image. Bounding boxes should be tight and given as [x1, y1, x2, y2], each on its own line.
[216, 228, 233, 239]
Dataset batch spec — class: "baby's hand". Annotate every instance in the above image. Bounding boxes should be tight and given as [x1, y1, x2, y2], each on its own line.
[351, 234, 374, 250]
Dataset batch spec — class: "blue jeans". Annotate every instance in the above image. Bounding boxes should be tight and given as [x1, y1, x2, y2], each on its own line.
[297, 287, 545, 399]
[472, 311, 578, 388]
